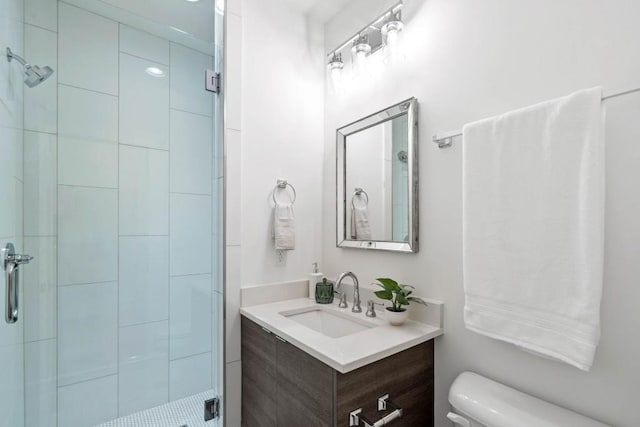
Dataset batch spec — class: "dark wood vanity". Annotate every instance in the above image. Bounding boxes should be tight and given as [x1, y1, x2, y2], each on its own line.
[241, 316, 434, 427]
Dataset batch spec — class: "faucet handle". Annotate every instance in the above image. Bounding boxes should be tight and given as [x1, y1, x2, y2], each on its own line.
[366, 300, 384, 318]
[335, 291, 348, 308]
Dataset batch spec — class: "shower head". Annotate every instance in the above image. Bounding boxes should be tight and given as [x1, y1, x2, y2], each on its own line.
[6, 47, 54, 88]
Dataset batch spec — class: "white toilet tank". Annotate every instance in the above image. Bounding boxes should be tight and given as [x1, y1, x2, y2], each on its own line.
[447, 372, 610, 427]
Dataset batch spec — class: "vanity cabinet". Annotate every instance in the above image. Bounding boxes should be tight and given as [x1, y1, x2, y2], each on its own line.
[241, 316, 434, 427]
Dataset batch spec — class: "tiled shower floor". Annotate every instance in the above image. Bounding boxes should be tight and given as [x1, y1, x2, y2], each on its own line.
[96, 390, 219, 427]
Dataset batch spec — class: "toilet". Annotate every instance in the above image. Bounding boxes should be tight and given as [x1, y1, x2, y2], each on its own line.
[447, 372, 610, 427]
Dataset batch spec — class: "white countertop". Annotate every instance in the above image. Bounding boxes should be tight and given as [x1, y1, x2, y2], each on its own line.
[240, 298, 443, 373]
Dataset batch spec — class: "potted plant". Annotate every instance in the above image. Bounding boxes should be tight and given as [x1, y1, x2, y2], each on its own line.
[374, 277, 427, 326]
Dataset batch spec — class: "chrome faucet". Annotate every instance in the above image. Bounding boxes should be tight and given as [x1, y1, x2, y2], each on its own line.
[336, 271, 362, 313]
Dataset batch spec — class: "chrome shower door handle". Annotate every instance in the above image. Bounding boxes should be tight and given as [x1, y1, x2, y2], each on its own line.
[3, 243, 33, 324]
[5, 262, 18, 323]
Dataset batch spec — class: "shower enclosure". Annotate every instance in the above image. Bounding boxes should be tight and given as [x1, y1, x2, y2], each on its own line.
[0, 0, 224, 425]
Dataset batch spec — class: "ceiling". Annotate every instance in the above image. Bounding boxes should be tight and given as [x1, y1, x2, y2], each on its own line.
[97, 0, 217, 43]
[282, 0, 353, 23]
[93, 0, 350, 46]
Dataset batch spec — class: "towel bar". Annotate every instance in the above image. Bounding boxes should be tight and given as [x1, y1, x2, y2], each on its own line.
[272, 179, 296, 205]
[432, 85, 640, 148]
[351, 187, 369, 209]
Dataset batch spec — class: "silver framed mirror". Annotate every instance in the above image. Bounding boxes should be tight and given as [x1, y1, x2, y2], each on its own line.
[336, 97, 418, 253]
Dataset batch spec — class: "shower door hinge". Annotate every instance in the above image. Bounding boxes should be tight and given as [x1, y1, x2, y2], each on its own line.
[204, 397, 220, 421]
[205, 69, 220, 94]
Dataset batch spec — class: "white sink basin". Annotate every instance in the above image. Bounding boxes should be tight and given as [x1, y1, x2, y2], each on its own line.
[280, 307, 375, 338]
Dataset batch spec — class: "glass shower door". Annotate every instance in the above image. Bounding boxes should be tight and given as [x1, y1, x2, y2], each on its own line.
[1, 0, 26, 424]
[1, 0, 224, 425]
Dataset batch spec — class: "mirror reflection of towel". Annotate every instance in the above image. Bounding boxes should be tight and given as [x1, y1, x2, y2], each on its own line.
[351, 205, 371, 240]
[273, 204, 295, 250]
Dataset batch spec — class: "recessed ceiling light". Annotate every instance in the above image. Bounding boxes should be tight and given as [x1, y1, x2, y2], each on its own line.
[145, 67, 165, 77]
[185, 0, 201, 2]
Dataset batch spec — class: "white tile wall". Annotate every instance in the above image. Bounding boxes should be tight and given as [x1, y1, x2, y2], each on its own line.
[170, 110, 213, 194]
[119, 53, 170, 150]
[58, 85, 118, 188]
[25, 0, 57, 32]
[120, 25, 170, 65]
[58, 137, 118, 188]
[169, 274, 212, 360]
[119, 236, 169, 326]
[23, 131, 56, 236]
[170, 43, 214, 116]
[25, 339, 56, 427]
[169, 352, 212, 401]
[0, 344, 25, 427]
[58, 84, 118, 141]
[225, 129, 241, 246]
[169, 194, 212, 276]
[225, 360, 242, 427]
[24, 24, 57, 133]
[224, 4, 242, 426]
[225, 246, 241, 363]
[119, 145, 169, 236]
[0, 128, 23, 239]
[58, 374, 118, 427]
[57, 282, 117, 386]
[225, 13, 242, 130]
[119, 321, 169, 416]
[58, 3, 118, 94]
[23, 236, 57, 342]
[58, 186, 117, 285]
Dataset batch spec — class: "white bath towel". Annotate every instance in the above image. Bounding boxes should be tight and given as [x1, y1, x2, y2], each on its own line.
[351, 205, 372, 240]
[273, 203, 295, 250]
[462, 87, 605, 371]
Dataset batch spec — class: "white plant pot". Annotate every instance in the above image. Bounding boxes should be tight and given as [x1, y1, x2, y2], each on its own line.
[386, 308, 409, 326]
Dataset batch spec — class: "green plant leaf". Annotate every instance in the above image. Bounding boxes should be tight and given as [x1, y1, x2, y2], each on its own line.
[408, 296, 428, 306]
[376, 278, 399, 291]
[396, 293, 409, 305]
[374, 290, 393, 300]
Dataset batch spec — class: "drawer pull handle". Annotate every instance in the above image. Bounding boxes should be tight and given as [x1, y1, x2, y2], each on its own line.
[349, 394, 402, 427]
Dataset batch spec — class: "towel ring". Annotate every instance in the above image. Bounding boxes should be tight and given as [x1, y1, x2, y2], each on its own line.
[351, 187, 369, 209]
[272, 179, 296, 205]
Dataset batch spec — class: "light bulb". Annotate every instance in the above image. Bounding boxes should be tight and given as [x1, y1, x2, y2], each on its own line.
[351, 36, 371, 72]
[327, 53, 344, 91]
[381, 20, 403, 48]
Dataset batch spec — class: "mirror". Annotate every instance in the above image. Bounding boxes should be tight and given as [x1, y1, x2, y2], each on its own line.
[336, 98, 418, 253]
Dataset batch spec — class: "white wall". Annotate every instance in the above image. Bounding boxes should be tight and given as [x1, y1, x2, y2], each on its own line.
[322, 1, 640, 425]
[345, 125, 386, 239]
[223, 0, 325, 424]
[240, 0, 325, 285]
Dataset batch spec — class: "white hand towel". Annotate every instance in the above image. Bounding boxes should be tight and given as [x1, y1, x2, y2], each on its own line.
[351, 205, 372, 240]
[273, 203, 295, 250]
[462, 87, 605, 371]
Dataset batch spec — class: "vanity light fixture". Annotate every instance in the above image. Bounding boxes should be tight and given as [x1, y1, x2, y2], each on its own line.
[326, 1, 404, 75]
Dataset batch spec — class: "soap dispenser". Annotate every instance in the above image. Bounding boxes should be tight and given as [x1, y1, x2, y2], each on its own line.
[309, 262, 323, 300]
